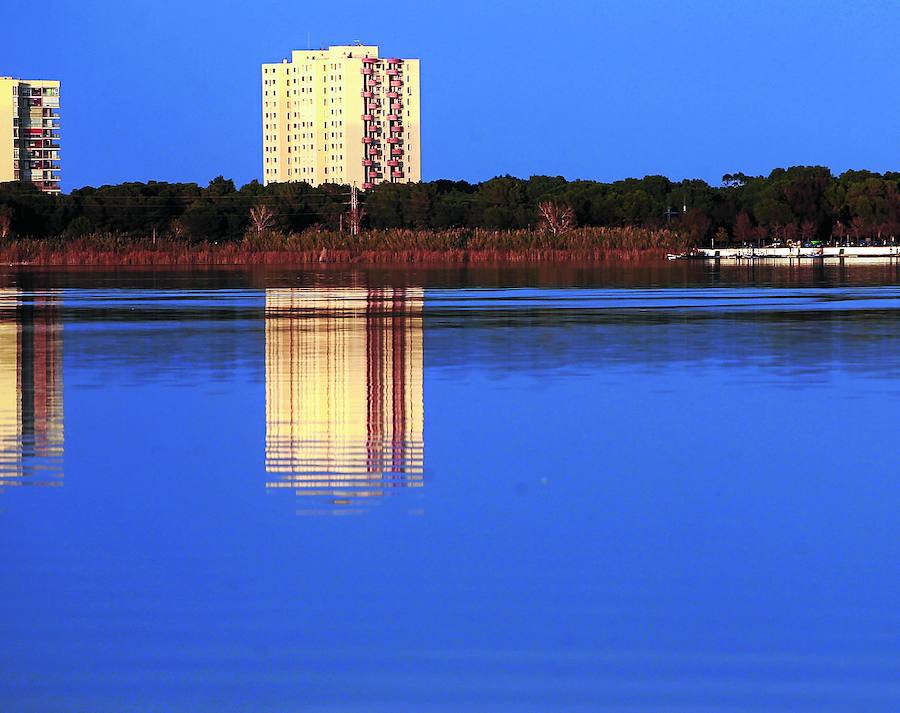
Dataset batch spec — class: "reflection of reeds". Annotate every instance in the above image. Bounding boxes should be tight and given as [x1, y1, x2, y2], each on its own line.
[0, 227, 688, 265]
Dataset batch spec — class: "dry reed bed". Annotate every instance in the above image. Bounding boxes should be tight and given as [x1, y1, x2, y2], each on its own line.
[0, 227, 688, 266]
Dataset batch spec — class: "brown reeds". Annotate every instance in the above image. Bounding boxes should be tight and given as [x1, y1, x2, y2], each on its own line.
[0, 226, 689, 266]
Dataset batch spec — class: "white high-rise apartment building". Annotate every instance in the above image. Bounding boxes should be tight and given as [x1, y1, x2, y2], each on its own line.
[262, 45, 420, 189]
[0, 77, 61, 194]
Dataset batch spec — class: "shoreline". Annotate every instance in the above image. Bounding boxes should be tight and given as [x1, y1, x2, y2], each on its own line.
[0, 246, 674, 267]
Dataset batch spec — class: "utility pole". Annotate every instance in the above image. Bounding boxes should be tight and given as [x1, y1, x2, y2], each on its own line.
[349, 184, 360, 237]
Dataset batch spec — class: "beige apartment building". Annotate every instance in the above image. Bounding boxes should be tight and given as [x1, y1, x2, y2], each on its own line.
[0, 78, 61, 193]
[262, 45, 420, 189]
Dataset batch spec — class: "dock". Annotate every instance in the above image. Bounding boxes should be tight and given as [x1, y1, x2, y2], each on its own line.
[689, 246, 900, 260]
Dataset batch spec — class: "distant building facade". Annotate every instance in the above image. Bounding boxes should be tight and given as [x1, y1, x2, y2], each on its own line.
[0, 78, 61, 194]
[261, 45, 420, 189]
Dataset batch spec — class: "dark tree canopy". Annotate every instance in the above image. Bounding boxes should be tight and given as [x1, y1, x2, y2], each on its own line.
[1, 167, 897, 243]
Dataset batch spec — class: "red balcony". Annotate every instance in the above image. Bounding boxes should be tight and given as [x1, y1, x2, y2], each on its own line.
[387, 91, 400, 98]
[361, 90, 374, 98]
[392, 170, 404, 178]
[363, 159, 373, 166]
[362, 67, 373, 75]
[361, 113, 374, 121]
[386, 114, 399, 121]
[391, 148, 404, 156]
[386, 68, 399, 76]
[390, 101, 402, 110]
[390, 80, 403, 87]
[387, 137, 401, 144]
[362, 136, 373, 144]
[367, 147, 381, 156]
[362, 57, 378, 64]
[366, 101, 380, 110]
[387, 159, 399, 167]
[363, 182, 374, 189]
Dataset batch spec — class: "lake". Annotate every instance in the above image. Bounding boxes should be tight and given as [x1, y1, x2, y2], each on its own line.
[1, 261, 898, 712]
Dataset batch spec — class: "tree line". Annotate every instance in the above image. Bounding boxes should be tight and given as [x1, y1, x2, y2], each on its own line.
[1, 166, 898, 245]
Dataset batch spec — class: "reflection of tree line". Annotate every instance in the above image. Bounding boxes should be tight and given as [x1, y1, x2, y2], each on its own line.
[422, 305, 900, 376]
[0, 289, 63, 488]
[265, 289, 424, 511]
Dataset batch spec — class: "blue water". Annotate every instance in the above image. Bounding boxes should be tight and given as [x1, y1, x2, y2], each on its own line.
[0, 266, 898, 711]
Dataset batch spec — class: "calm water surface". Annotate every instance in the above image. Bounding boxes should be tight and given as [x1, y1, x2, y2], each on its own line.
[1, 262, 898, 712]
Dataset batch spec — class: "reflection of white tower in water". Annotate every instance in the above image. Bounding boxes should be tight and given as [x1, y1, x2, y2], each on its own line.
[0, 290, 64, 489]
[265, 288, 424, 509]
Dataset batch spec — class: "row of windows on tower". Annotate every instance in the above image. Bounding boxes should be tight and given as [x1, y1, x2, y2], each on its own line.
[263, 68, 345, 79]
[263, 107, 347, 119]
[264, 158, 347, 170]
[263, 132, 346, 142]
[264, 141, 347, 150]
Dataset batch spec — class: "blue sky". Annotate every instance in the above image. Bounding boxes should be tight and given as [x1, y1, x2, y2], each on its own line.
[2, 0, 898, 190]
